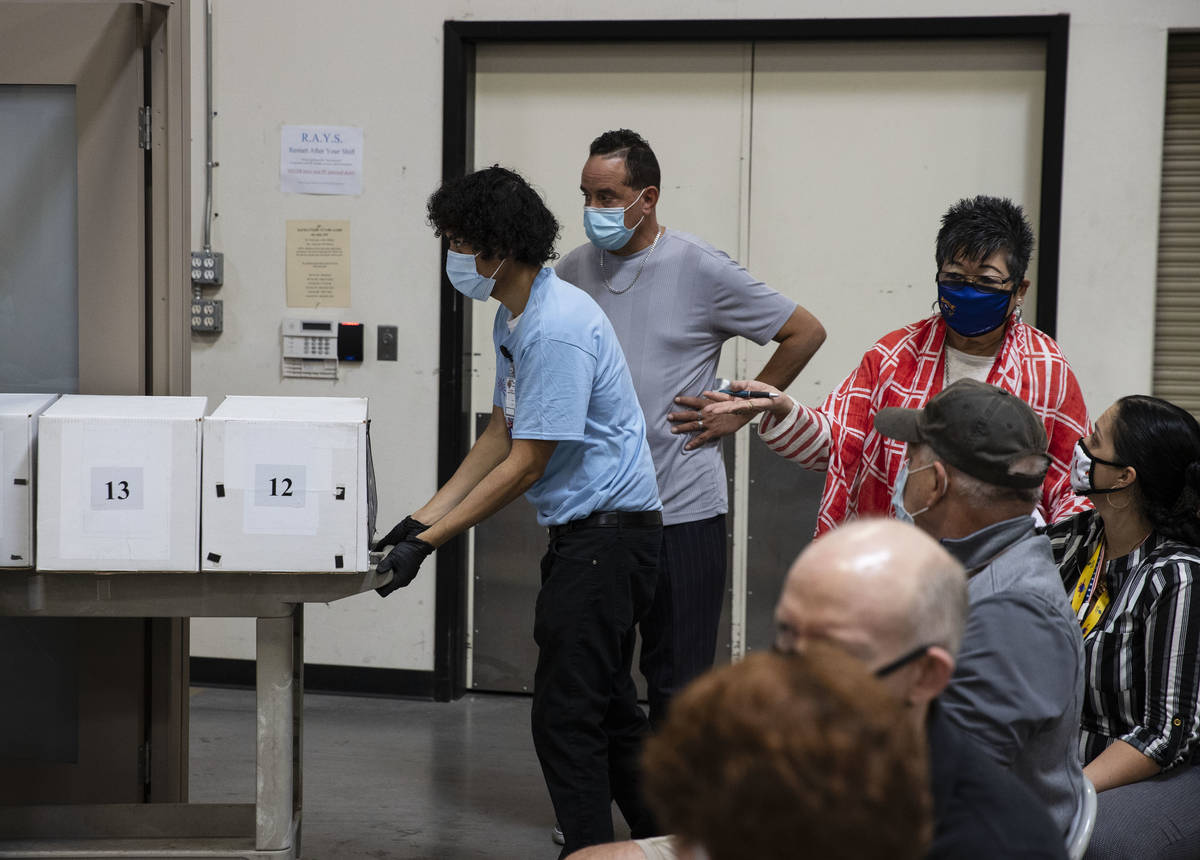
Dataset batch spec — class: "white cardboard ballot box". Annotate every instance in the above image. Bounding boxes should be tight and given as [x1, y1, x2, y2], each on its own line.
[201, 396, 372, 572]
[36, 395, 206, 572]
[1, 393, 60, 568]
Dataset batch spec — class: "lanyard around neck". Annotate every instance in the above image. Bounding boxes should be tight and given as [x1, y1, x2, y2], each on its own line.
[1070, 542, 1109, 636]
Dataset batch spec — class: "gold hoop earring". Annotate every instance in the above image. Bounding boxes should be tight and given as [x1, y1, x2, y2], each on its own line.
[1105, 489, 1132, 511]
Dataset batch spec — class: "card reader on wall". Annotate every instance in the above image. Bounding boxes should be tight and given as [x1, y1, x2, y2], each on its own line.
[282, 318, 338, 379]
[338, 322, 364, 362]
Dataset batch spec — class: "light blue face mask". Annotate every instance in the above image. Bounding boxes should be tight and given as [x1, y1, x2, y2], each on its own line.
[891, 458, 936, 525]
[446, 249, 503, 301]
[583, 188, 646, 251]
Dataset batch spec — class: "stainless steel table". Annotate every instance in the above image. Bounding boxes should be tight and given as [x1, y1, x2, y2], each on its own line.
[0, 568, 389, 859]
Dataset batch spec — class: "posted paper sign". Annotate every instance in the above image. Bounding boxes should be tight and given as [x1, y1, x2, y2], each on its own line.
[280, 125, 363, 195]
[286, 220, 350, 308]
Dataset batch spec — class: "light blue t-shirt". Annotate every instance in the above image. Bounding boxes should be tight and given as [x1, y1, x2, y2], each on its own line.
[492, 268, 661, 526]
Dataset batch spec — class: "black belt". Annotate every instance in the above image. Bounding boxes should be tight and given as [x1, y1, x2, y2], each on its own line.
[548, 509, 662, 539]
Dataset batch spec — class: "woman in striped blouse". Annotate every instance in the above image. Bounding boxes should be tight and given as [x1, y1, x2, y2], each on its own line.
[1046, 395, 1200, 859]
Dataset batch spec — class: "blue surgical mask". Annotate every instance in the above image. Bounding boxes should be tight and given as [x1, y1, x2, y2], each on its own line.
[937, 282, 1013, 337]
[583, 188, 646, 251]
[446, 250, 504, 301]
[891, 458, 935, 525]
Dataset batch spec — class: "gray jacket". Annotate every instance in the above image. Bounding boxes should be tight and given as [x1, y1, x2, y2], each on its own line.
[939, 515, 1086, 840]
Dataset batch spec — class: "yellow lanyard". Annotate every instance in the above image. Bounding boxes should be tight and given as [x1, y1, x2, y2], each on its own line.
[1070, 542, 1108, 636]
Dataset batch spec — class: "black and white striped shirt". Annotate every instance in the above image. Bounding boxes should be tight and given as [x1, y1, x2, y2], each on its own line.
[1047, 509, 1200, 769]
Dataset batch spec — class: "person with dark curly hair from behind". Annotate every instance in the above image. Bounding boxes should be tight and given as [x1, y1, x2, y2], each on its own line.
[1048, 395, 1200, 858]
[640, 646, 933, 860]
[372, 165, 663, 858]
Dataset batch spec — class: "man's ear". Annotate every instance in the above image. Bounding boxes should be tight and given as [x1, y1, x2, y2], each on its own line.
[908, 646, 955, 706]
[1017, 278, 1030, 300]
[640, 185, 660, 211]
[922, 461, 950, 511]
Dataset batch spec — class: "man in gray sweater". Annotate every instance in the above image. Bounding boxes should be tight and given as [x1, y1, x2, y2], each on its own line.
[874, 379, 1087, 842]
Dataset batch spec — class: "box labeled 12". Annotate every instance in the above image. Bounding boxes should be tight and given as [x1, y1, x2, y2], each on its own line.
[201, 396, 372, 572]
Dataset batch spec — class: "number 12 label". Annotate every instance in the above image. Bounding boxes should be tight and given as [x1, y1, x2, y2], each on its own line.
[90, 467, 145, 510]
[254, 464, 306, 508]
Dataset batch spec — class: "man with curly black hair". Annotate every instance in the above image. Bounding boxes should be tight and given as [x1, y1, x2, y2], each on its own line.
[558, 129, 826, 729]
[374, 165, 663, 857]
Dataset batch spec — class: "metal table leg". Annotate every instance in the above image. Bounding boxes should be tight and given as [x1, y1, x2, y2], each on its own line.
[292, 604, 304, 858]
[256, 612, 294, 852]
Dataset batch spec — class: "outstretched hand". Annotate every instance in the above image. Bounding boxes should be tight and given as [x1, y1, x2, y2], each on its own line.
[698, 380, 793, 423]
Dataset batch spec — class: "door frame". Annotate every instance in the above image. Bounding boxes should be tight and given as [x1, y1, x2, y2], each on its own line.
[435, 15, 1070, 701]
[0, 0, 192, 799]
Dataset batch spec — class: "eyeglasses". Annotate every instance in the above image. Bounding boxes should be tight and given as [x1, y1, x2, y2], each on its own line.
[873, 643, 934, 678]
[935, 271, 1017, 294]
[447, 237, 473, 253]
[770, 638, 935, 678]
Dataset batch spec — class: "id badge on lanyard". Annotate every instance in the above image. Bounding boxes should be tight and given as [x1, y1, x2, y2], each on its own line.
[500, 345, 516, 430]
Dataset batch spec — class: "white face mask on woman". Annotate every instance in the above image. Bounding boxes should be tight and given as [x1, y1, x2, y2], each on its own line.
[1068, 438, 1127, 496]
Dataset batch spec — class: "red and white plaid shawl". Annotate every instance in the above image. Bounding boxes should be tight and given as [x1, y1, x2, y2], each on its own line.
[759, 315, 1092, 536]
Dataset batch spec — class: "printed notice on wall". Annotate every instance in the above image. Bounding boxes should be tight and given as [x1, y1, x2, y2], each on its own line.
[286, 220, 350, 308]
[280, 125, 363, 195]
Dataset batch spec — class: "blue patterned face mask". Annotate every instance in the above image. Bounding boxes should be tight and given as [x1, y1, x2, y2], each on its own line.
[583, 188, 646, 251]
[937, 281, 1013, 337]
[446, 250, 503, 301]
[891, 458, 935, 524]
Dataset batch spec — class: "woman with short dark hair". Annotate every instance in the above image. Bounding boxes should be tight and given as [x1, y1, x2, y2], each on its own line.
[700, 196, 1092, 536]
[1047, 395, 1200, 858]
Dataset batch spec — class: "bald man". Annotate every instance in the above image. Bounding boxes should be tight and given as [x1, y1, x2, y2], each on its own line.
[571, 520, 1067, 860]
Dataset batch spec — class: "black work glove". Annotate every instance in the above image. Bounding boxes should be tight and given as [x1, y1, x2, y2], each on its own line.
[375, 537, 435, 597]
[373, 515, 430, 552]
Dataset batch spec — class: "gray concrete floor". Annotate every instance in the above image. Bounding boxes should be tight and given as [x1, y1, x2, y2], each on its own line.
[189, 686, 631, 859]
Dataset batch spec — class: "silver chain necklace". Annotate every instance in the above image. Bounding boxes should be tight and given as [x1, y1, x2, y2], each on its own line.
[600, 227, 665, 295]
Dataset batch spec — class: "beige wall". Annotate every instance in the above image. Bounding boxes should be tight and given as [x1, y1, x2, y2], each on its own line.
[188, 0, 1200, 672]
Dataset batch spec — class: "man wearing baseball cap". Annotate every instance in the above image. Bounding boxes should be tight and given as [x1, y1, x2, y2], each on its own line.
[875, 379, 1088, 847]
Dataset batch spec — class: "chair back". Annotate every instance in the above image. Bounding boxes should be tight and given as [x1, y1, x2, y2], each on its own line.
[1066, 775, 1098, 860]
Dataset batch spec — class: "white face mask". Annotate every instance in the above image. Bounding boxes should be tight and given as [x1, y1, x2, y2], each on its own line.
[1069, 438, 1126, 496]
[891, 458, 936, 524]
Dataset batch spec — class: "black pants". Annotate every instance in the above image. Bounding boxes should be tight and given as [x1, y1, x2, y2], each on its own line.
[531, 521, 661, 858]
[638, 514, 728, 728]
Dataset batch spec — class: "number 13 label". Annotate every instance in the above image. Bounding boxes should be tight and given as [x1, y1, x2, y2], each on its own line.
[90, 467, 145, 510]
[254, 464, 306, 508]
